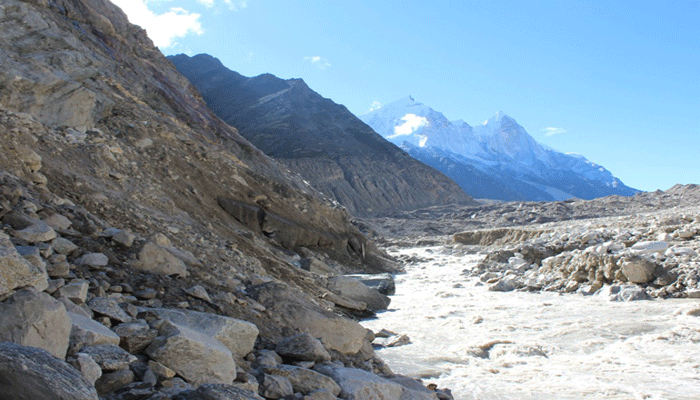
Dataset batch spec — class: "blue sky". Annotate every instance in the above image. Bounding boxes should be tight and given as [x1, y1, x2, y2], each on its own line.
[112, 0, 699, 192]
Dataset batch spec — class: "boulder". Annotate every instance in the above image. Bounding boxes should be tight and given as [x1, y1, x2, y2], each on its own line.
[68, 312, 121, 354]
[259, 374, 294, 399]
[75, 252, 109, 268]
[113, 321, 159, 353]
[67, 352, 103, 386]
[51, 237, 79, 255]
[173, 383, 265, 400]
[14, 221, 57, 243]
[248, 282, 369, 355]
[0, 232, 48, 296]
[299, 257, 336, 275]
[275, 333, 331, 362]
[135, 242, 189, 277]
[327, 276, 391, 311]
[58, 279, 90, 304]
[621, 257, 658, 284]
[600, 285, 651, 302]
[185, 284, 212, 302]
[43, 213, 73, 231]
[346, 273, 396, 295]
[89, 297, 132, 323]
[262, 364, 341, 396]
[146, 321, 237, 385]
[95, 368, 135, 395]
[303, 389, 339, 400]
[0, 288, 70, 358]
[140, 308, 258, 359]
[313, 363, 404, 400]
[630, 241, 669, 255]
[0, 342, 98, 400]
[79, 344, 138, 371]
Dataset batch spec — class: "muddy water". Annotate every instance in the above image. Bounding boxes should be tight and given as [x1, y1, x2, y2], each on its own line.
[361, 246, 700, 400]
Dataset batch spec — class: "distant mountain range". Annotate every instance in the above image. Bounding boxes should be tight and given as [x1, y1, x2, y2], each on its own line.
[169, 54, 475, 216]
[359, 97, 639, 201]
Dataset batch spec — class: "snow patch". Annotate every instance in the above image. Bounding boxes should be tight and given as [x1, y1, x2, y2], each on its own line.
[390, 114, 429, 137]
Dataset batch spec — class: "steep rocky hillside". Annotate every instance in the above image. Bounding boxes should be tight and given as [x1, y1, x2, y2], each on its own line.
[0, 1, 450, 399]
[169, 54, 475, 216]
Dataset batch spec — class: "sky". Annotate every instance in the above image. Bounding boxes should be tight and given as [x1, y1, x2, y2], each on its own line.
[110, 0, 699, 192]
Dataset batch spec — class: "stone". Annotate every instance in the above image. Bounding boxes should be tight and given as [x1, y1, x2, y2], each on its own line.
[113, 321, 158, 353]
[46, 277, 65, 294]
[80, 344, 138, 371]
[134, 288, 158, 300]
[146, 320, 237, 385]
[262, 365, 342, 396]
[47, 260, 71, 278]
[173, 384, 265, 400]
[252, 349, 283, 369]
[149, 360, 176, 379]
[68, 352, 103, 386]
[303, 389, 339, 400]
[327, 275, 391, 311]
[346, 273, 396, 295]
[488, 277, 517, 292]
[14, 221, 57, 243]
[322, 290, 367, 311]
[139, 308, 258, 359]
[43, 213, 73, 231]
[299, 257, 336, 275]
[75, 252, 109, 267]
[95, 368, 136, 395]
[89, 296, 132, 322]
[0, 342, 98, 400]
[621, 257, 658, 284]
[630, 241, 669, 255]
[68, 312, 121, 354]
[374, 334, 411, 348]
[249, 282, 369, 355]
[58, 278, 90, 304]
[0, 288, 71, 359]
[112, 230, 136, 247]
[260, 374, 294, 399]
[275, 333, 331, 362]
[0, 232, 49, 296]
[313, 363, 404, 400]
[51, 237, 79, 255]
[185, 284, 212, 302]
[135, 242, 189, 277]
[602, 285, 652, 302]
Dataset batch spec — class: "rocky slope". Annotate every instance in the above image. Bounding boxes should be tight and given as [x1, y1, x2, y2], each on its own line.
[359, 97, 639, 201]
[0, 1, 450, 399]
[168, 54, 475, 216]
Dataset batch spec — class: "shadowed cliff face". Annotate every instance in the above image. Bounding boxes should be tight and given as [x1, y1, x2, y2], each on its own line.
[169, 54, 476, 216]
[0, 0, 395, 278]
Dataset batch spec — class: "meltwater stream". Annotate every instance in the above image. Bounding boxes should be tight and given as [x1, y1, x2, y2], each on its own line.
[361, 246, 700, 400]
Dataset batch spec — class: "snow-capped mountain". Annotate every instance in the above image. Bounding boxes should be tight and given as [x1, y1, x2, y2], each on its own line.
[359, 97, 639, 201]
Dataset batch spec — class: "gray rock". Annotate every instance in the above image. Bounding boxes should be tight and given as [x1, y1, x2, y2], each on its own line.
[346, 273, 396, 295]
[262, 364, 341, 396]
[68, 312, 121, 354]
[275, 333, 331, 362]
[140, 308, 258, 359]
[185, 284, 212, 302]
[0, 232, 49, 296]
[299, 257, 336, 275]
[327, 275, 391, 311]
[51, 237, 79, 255]
[135, 242, 189, 277]
[75, 252, 109, 267]
[0, 342, 98, 400]
[252, 349, 282, 369]
[313, 363, 404, 400]
[58, 279, 90, 304]
[95, 368, 135, 395]
[173, 383, 265, 400]
[89, 296, 132, 323]
[112, 230, 136, 247]
[14, 221, 57, 243]
[148, 359, 176, 379]
[80, 344, 138, 371]
[113, 321, 158, 353]
[260, 374, 294, 399]
[603, 285, 652, 302]
[68, 352, 103, 386]
[303, 389, 339, 400]
[621, 257, 658, 284]
[43, 213, 73, 231]
[0, 288, 71, 358]
[146, 320, 237, 385]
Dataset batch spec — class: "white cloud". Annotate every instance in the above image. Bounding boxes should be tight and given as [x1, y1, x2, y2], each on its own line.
[542, 127, 567, 137]
[224, 0, 248, 11]
[368, 101, 381, 112]
[304, 56, 331, 70]
[389, 114, 429, 137]
[198, 0, 215, 7]
[111, 0, 203, 48]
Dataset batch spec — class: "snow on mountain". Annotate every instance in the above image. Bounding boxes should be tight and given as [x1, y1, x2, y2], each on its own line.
[359, 97, 639, 201]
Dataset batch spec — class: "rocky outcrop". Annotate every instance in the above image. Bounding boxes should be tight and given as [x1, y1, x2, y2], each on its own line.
[169, 54, 475, 216]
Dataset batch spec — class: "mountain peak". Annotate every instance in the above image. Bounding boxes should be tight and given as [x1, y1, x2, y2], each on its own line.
[483, 111, 514, 125]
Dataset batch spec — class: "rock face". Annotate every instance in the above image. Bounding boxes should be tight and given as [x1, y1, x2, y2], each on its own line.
[169, 54, 475, 216]
[0, 342, 98, 400]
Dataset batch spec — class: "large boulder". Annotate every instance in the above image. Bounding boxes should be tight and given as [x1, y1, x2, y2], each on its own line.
[139, 308, 258, 359]
[0, 232, 48, 297]
[620, 256, 658, 284]
[327, 275, 391, 311]
[0, 342, 98, 400]
[146, 321, 237, 385]
[262, 364, 341, 396]
[275, 333, 331, 362]
[345, 273, 396, 295]
[135, 242, 189, 277]
[68, 312, 121, 354]
[313, 363, 436, 400]
[248, 282, 370, 355]
[174, 383, 265, 400]
[0, 288, 71, 358]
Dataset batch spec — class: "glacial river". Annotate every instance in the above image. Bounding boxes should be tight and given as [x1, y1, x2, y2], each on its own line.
[361, 245, 700, 400]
